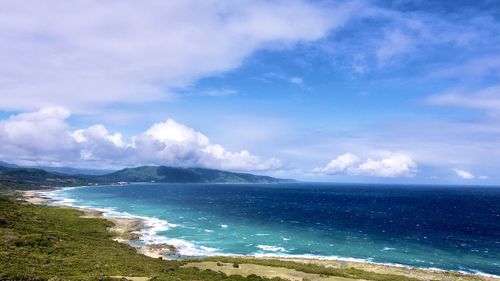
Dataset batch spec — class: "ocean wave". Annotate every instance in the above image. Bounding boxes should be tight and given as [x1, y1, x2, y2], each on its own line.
[38, 190, 77, 206]
[251, 252, 374, 263]
[248, 253, 500, 279]
[256, 245, 287, 252]
[41, 188, 218, 257]
[148, 237, 218, 256]
[463, 270, 500, 279]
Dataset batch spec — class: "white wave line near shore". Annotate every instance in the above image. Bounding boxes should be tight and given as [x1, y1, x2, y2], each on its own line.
[37, 187, 219, 257]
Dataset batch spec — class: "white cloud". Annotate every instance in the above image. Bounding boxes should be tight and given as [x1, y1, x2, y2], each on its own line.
[289, 77, 304, 85]
[452, 169, 489, 181]
[427, 84, 500, 112]
[0, 0, 358, 113]
[432, 55, 500, 79]
[336, 7, 500, 70]
[453, 169, 474, 180]
[73, 125, 125, 147]
[131, 119, 281, 170]
[196, 88, 238, 97]
[261, 72, 307, 87]
[315, 153, 360, 174]
[315, 152, 417, 178]
[355, 153, 417, 177]
[0, 107, 78, 163]
[0, 108, 281, 171]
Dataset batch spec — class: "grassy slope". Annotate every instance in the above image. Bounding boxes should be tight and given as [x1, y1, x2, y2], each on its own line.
[200, 257, 421, 281]
[0, 197, 284, 281]
[183, 261, 354, 281]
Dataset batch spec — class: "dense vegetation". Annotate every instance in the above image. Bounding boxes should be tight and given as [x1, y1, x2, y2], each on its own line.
[97, 166, 290, 184]
[0, 196, 285, 281]
[0, 166, 288, 190]
[0, 166, 95, 190]
[0, 163, 289, 190]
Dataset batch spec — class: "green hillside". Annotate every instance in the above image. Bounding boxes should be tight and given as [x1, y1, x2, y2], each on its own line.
[0, 166, 95, 190]
[97, 166, 290, 184]
[0, 164, 291, 190]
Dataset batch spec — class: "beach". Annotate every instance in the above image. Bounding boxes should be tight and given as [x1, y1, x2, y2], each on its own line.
[19, 188, 500, 281]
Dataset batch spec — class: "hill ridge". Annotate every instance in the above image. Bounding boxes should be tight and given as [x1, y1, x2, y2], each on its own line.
[98, 165, 291, 184]
[0, 163, 292, 190]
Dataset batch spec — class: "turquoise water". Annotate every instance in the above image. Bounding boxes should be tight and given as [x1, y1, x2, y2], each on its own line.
[43, 183, 500, 276]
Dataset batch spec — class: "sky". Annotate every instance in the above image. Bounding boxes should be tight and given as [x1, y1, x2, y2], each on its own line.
[0, 0, 499, 184]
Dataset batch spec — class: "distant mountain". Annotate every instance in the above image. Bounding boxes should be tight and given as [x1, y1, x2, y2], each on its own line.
[0, 165, 292, 190]
[97, 166, 291, 184]
[0, 161, 111, 175]
[0, 161, 19, 168]
[0, 166, 96, 190]
[33, 166, 114, 176]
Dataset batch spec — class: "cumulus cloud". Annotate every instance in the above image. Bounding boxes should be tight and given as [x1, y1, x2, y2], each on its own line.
[315, 153, 417, 178]
[0, 0, 359, 112]
[453, 169, 474, 180]
[0, 107, 78, 163]
[452, 169, 489, 180]
[316, 153, 360, 174]
[0, 108, 281, 171]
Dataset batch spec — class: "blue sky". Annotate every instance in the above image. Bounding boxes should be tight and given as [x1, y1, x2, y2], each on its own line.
[0, 0, 499, 184]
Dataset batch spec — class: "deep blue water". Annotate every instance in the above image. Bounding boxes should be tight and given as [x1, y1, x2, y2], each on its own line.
[46, 183, 500, 276]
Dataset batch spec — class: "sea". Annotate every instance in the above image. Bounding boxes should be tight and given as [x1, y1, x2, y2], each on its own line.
[41, 183, 500, 276]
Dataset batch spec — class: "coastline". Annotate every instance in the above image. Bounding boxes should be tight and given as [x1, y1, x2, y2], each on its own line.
[20, 188, 500, 281]
[21, 189, 177, 259]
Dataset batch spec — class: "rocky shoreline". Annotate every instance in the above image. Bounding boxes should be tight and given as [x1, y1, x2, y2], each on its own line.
[20, 189, 179, 260]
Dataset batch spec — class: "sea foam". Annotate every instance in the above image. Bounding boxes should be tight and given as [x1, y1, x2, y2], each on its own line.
[41, 187, 218, 257]
[256, 245, 287, 252]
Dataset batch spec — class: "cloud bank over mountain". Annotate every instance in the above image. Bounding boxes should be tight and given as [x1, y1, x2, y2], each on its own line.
[0, 107, 281, 171]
